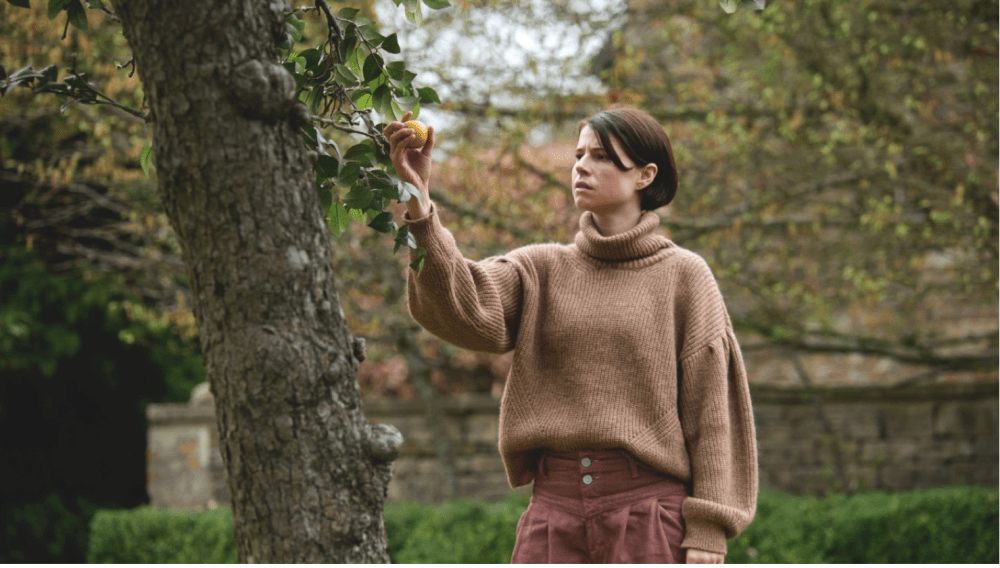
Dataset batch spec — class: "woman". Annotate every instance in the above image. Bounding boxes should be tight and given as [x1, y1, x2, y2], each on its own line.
[384, 106, 757, 564]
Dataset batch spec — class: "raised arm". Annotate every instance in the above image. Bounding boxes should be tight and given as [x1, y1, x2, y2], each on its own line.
[384, 113, 524, 353]
[403, 204, 524, 353]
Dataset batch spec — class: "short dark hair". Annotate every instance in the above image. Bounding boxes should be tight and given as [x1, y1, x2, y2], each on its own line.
[580, 106, 679, 210]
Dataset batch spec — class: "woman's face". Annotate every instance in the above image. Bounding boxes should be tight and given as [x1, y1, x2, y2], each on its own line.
[572, 125, 648, 215]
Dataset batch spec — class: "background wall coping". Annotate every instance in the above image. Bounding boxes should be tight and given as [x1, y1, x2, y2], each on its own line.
[148, 382, 1000, 424]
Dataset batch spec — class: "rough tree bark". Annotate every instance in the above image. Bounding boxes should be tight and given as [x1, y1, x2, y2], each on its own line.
[114, 0, 402, 562]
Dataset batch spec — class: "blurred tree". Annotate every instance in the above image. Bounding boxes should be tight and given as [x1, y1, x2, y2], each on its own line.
[599, 0, 998, 379]
[356, 0, 997, 390]
[0, 243, 206, 562]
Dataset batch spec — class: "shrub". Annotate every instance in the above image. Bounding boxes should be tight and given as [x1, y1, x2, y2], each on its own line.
[390, 493, 530, 564]
[87, 506, 236, 564]
[0, 243, 206, 562]
[383, 499, 437, 562]
[0, 494, 99, 563]
[821, 486, 999, 564]
[727, 486, 1000, 564]
[86, 486, 998, 563]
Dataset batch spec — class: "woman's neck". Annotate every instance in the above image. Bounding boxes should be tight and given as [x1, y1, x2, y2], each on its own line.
[590, 207, 643, 237]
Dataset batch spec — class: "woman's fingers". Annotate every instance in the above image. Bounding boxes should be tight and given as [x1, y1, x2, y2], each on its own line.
[422, 125, 435, 154]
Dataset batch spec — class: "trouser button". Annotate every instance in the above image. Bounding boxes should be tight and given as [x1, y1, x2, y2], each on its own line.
[582, 474, 593, 485]
[581, 457, 592, 467]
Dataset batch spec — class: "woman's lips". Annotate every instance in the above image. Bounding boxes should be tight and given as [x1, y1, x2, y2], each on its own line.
[574, 182, 594, 191]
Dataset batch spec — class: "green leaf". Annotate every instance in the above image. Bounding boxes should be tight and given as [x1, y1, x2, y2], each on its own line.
[334, 64, 360, 86]
[7, 0, 31, 9]
[348, 207, 366, 224]
[285, 13, 304, 42]
[403, 0, 422, 25]
[337, 161, 361, 186]
[393, 224, 417, 253]
[328, 203, 350, 236]
[385, 61, 408, 81]
[358, 24, 386, 47]
[389, 99, 406, 123]
[337, 7, 359, 19]
[346, 48, 365, 77]
[302, 88, 323, 113]
[367, 170, 395, 190]
[301, 125, 320, 150]
[422, 0, 450, 9]
[66, 0, 87, 30]
[394, 178, 422, 204]
[394, 95, 420, 112]
[367, 73, 389, 94]
[417, 86, 441, 104]
[59, 97, 84, 113]
[344, 140, 375, 163]
[38, 64, 56, 84]
[299, 48, 322, 71]
[315, 154, 339, 180]
[344, 185, 374, 210]
[351, 89, 373, 110]
[318, 185, 333, 211]
[363, 53, 384, 83]
[383, 33, 401, 54]
[140, 144, 153, 177]
[367, 211, 396, 233]
[373, 84, 393, 118]
[47, 0, 69, 19]
[409, 247, 427, 275]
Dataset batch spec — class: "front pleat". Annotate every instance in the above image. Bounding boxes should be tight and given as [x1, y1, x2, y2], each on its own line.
[511, 501, 549, 564]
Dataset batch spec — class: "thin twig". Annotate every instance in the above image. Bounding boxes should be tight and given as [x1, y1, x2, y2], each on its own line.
[69, 57, 149, 121]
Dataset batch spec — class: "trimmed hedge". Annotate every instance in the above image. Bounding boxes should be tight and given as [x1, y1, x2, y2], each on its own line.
[87, 506, 237, 563]
[726, 485, 1000, 563]
[89, 485, 999, 563]
[386, 493, 528, 564]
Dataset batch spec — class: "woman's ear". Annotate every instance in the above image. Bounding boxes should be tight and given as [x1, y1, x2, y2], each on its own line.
[637, 163, 658, 190]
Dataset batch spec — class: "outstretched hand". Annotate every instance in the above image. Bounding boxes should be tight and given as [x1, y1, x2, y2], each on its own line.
[383, 111, 434, 219]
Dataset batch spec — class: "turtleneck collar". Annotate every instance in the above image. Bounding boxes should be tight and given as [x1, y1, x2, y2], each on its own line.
[574, 210, 673, 262]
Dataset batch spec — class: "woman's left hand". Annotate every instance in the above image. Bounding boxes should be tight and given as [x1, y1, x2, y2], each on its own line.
[686, 548, 725, 564]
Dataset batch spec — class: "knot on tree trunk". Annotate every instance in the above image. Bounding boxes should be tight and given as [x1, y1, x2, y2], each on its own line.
[351, 335, 366, 363]
[365, 423, 403, 463]
[226, 59, 296, 122]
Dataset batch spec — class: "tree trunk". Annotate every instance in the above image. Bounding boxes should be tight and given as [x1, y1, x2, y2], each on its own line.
[114, 0, 401, 562]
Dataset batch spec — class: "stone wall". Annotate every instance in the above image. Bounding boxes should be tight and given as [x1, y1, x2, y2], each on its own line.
[146, 382, 997, 508]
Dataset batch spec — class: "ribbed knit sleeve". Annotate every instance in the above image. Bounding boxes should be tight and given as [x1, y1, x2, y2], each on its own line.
[677, 325, 758, 555]
[403, 203, 524, 354]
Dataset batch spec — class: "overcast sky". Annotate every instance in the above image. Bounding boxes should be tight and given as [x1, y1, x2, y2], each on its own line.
[373, 0, 627, 139]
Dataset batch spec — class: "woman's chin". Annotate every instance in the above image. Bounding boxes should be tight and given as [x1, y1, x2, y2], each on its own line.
[573, 194, 597, 213]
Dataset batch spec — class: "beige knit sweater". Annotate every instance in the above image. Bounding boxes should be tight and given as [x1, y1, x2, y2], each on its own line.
[403, 203, 758, 555]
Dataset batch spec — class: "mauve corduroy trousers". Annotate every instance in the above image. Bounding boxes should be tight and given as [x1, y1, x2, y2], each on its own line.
[510, 449, 688, 564]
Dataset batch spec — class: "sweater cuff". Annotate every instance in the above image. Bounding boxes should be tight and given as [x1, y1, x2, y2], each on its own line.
[402, 201, 436, 224]
[680, 517, 728, 555]
[402, 202, 451, 268]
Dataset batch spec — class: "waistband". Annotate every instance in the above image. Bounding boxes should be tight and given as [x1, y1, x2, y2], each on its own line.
[538, 449, 649, 478]
[530, 449, 688, 517]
